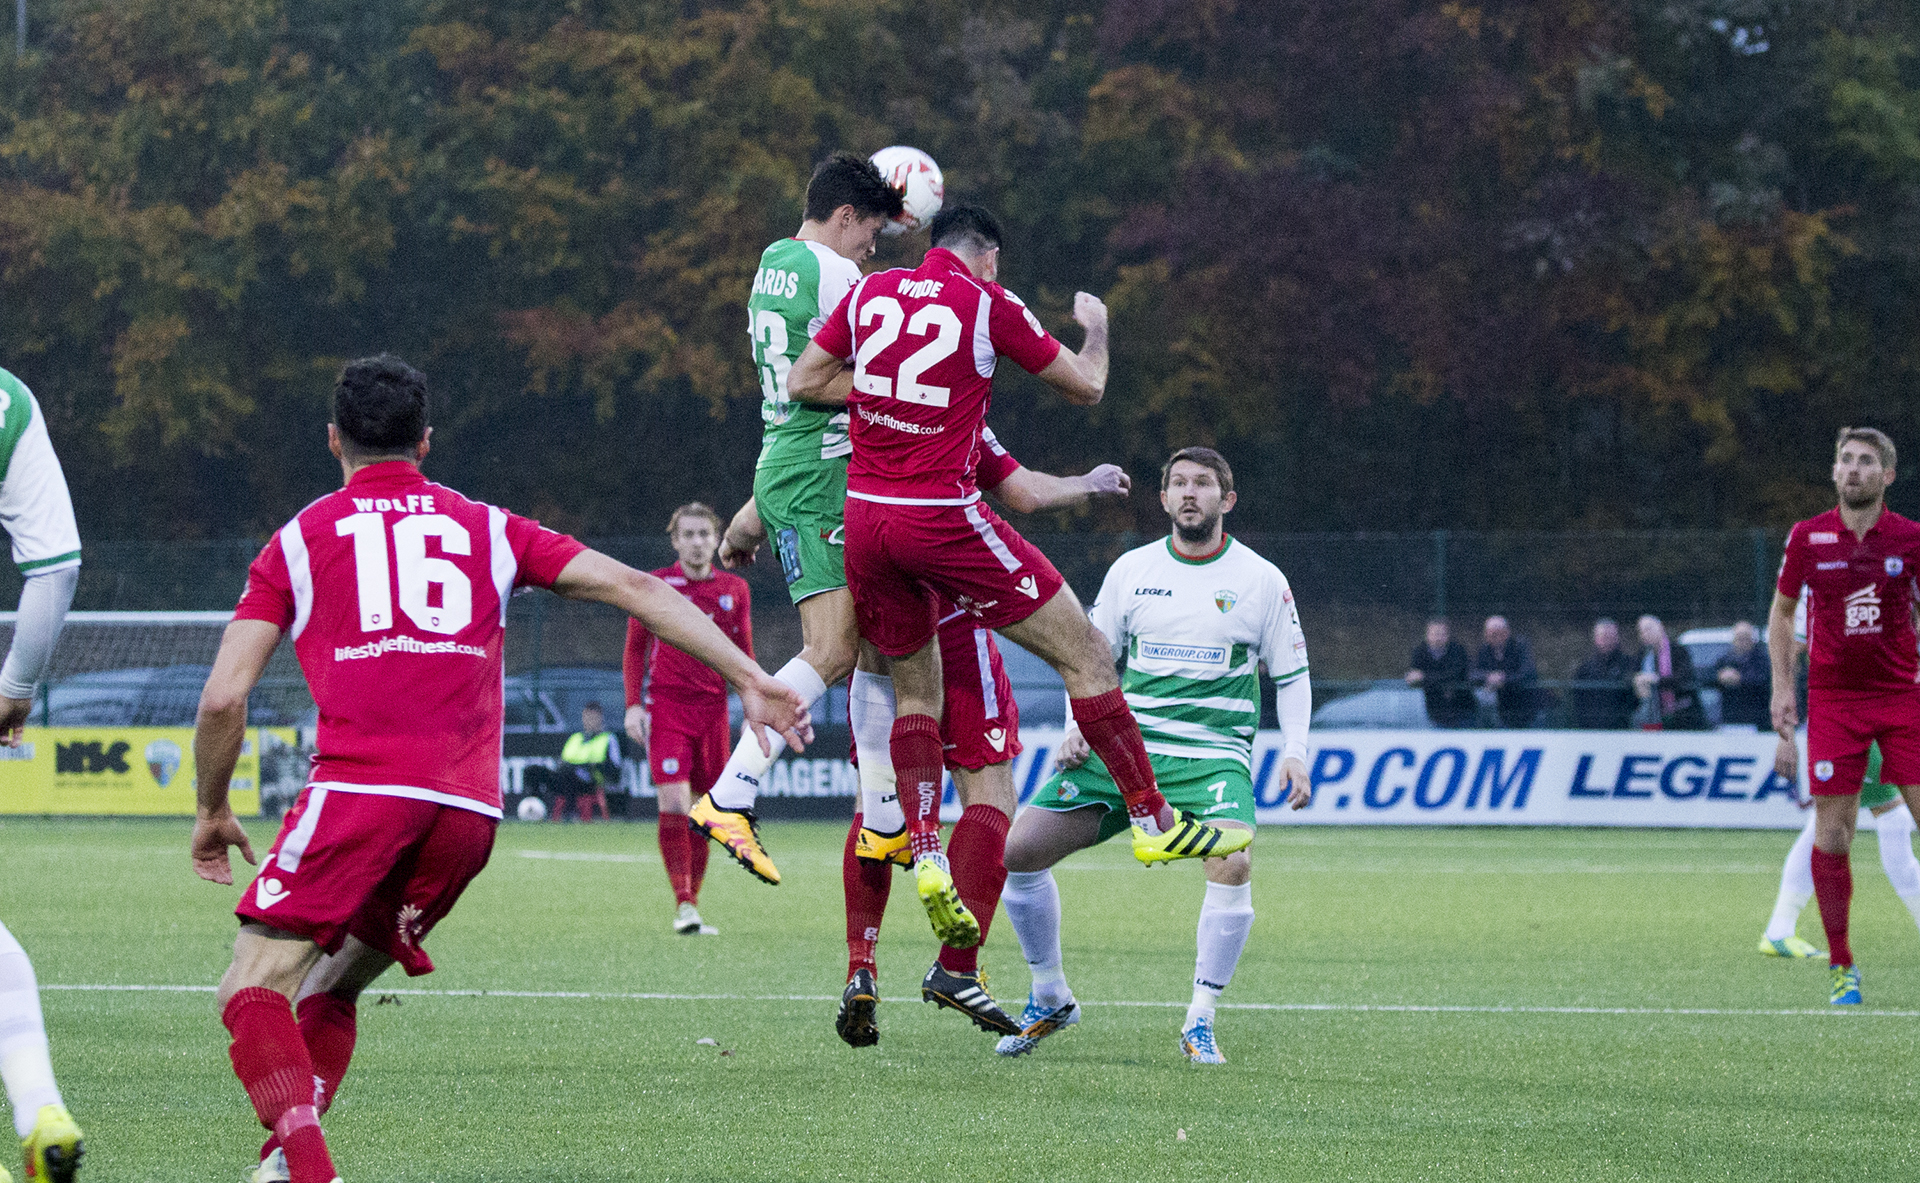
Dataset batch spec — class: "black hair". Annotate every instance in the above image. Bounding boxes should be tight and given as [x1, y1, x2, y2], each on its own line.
[929, 204, 1003, 255]
[334, 354, 428, 457]
[804, 151, 905, 223]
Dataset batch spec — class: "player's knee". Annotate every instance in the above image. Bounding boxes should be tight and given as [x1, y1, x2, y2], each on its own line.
[1206, 848, 1252, 886]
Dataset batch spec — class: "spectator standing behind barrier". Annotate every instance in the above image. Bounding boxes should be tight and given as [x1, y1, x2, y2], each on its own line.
[1472, 616, 1539, 728]
[1405, 619, 1475, 728]
[557, 702, 623, 821]
[1713, 620, 1772, 728]
[1633, 615, 1708, 730]
[1570, 618, 1637, 729]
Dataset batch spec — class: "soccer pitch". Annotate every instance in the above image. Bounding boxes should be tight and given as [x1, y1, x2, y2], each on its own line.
[7, 818, 1920, 1181]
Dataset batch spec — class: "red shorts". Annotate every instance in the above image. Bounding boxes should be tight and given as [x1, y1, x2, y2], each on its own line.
[1808, 686, 1920, 795]
[938, 607, 1022, 771]
[844, 497, 1066, 658]
[647, 701, 731, 792]
[235, 786, 496, 976]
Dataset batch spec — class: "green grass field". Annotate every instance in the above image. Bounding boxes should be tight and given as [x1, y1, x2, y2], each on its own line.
[5, 816, 1920, 1181]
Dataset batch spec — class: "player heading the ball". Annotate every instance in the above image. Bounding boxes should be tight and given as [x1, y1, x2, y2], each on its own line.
[190, 355, 808, 1183]
[788, 203, 1250, 941]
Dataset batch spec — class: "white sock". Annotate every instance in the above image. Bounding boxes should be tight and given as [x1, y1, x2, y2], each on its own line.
[849, 671, 902, 833]
[1871, 806, 1920, 934]
[0, 923, 61, 1139]
[1187, 880, 1254, 1028]
[706, 658, 828, 810]
[1764, 817, 1818, 942]
[1002, 869, 1070, 1005]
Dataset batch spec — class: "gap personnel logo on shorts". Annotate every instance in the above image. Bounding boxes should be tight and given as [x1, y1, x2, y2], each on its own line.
[1815, 761, 1835, 781]
[1888, 557, 1905, 577]
[1137, 640, 1230, 668]
[1215, 589, 1238, 613]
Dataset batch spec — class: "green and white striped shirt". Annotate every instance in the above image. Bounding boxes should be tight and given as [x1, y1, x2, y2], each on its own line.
[1087, 536, 1306, 769]
[0, 368, 80, 576]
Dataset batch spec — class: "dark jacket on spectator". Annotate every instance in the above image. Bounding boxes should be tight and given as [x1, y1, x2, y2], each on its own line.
[1473, 636, 1539, 728]
[1712, 645, 1771, 728]
[1570, 648, 1637, 729]
[1409, 640, 1475, 728]
[1643, 644, 1709, 730]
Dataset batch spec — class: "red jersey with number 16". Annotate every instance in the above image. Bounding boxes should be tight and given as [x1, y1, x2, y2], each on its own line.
[233, 461, 587, 817]
[1777, 506, 1920, 693]
[814, 248, 1062, 505]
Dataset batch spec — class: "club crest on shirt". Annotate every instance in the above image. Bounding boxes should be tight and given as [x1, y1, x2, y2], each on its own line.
[719, 594, 735, 611]
[1214, 589, 1238, 613]
[1815, 760, 1835, 781]
[662, 758, 680, 775]
[1887, 557, 1905, 577]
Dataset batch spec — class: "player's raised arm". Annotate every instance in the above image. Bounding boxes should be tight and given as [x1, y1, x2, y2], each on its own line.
[550, 548, 810, 754]
[191, 619, 283, 884]
[788, 340, 850, 407]
[993, 463, 1131, 514]
[1034, 292, 1109, 406]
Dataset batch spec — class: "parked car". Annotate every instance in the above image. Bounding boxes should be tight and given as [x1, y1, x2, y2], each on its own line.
[1309, 680, 1432, 729]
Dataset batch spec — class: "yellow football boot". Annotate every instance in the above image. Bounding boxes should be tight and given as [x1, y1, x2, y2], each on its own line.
[914, 853, 980, 948]
[690, 795, 780, 884]
[21, 1104, 81, 1183]
[854, 825, 912, 867]
[1131, 812, 1253, 865]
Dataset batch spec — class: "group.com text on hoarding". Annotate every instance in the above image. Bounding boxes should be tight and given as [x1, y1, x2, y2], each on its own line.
[1005, 729, 1807, 828]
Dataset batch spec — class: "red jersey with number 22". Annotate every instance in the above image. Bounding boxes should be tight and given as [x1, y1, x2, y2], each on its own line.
[233, 461, 586, 817]
[814, 248, 1061, 504]
[1777, 506, 1920, 693]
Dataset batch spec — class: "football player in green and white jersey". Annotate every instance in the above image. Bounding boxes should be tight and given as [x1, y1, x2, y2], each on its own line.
[996, 447, 1312, 1064]
[0, 366, 85, 1182]
[696, 153, 905, 884]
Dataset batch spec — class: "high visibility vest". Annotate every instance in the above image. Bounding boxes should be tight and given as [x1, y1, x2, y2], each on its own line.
[561, 730, 617, 785]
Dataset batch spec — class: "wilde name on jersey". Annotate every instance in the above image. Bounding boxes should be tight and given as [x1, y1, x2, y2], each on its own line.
[352, 494, 439, 514]
[753, 268, 801, 299]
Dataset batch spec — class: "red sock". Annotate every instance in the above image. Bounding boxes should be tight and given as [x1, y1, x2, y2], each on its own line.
[295, 991, 357, 1115]
[844, 813, 893, 978]
[658, 811, 695, 904]
[687, 819, 710, 902]
[1811, 846, 1855, 967]
[938, 804, 1011, 974]
[1071, 689, 1167, 822]
[891, 715, 946, 860]
[223, 987, 337, 1183]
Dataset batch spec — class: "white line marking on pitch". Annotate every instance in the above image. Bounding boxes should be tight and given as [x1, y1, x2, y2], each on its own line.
[41, 984, 1918, 1018]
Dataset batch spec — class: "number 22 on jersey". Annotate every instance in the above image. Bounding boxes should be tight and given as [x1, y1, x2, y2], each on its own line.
[853, 297, 961, 407]
[335, 513, 473, 635]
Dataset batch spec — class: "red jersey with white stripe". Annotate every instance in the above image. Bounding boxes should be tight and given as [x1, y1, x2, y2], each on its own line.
[1777, 506, 1920, 692]
[233, 461, 586, 817]
[623, 563, 753, 709]
[813, 248, 1061, 505]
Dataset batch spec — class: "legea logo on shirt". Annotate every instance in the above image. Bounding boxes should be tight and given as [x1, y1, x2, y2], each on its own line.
[1138, 640, 1230, 667]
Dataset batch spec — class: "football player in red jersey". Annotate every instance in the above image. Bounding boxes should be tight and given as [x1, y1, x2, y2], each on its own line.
[189, 356, 808, 1183]
[789, 204, 1250, 946]
[624, 502, 753, 936]
[1770, 427, 1920, 1007]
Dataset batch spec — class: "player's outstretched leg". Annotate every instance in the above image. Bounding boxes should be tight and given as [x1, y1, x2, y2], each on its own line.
[0, 924, 81, 1183]
[891, 714, 980, 947]
[1183, 876, 1254, 1065]
[693, 657, 831, 884]
[838, 814, 890, 1048]
[996, 869, 1080, 1056]
[1758, 817, 1823, 958]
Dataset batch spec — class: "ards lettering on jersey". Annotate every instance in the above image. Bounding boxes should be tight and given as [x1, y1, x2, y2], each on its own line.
[752, 268, 800, 299]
